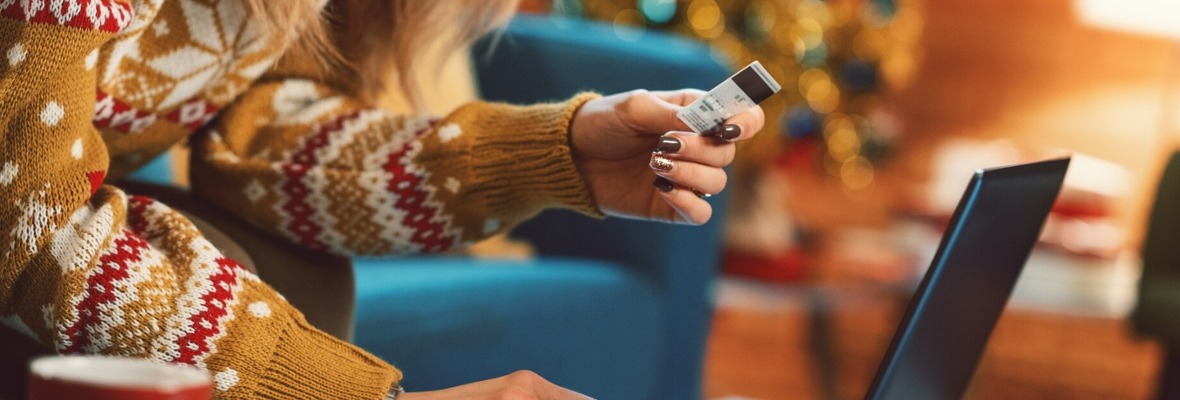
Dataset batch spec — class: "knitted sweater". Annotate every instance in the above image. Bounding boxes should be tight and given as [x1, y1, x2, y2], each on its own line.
[0, 0, 600, 399]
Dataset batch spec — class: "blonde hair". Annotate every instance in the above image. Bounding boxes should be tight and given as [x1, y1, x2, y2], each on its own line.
[244, 0, 519, 111]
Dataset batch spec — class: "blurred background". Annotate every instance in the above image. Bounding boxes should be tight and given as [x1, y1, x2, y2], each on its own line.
[514, 0, 1180, 398]
[143, 0, 1178, 397]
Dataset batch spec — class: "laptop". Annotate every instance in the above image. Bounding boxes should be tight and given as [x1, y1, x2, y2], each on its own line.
[864, 157, 1071, 400]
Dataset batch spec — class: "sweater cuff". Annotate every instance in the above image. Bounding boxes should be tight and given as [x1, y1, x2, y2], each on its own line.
[256, 317, 400, 400]
[470, 92, 604, 220]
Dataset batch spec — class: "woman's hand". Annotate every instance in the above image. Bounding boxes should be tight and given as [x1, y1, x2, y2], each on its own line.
[399, 370, 592, 400]
[569, 89, 765, 225]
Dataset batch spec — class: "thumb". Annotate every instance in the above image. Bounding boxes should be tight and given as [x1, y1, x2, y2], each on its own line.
[650, 88, 707, 107]
[619, 89, 699, 135]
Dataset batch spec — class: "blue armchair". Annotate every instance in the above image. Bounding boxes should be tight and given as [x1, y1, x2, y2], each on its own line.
[350, 15, 732, 400]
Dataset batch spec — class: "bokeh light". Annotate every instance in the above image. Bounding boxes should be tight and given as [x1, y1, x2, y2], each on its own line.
[579, 0, 921, 191]
[613, 8, 647, 42]
[791, 19, 825, 50]
[840, 156, 875, 189]
[688, 0, 726, 39]
[639, 0, 677, 25]
[795, 0, 833, 26]
[744, 0, 778, 41]
[800, 69, 840, 114]
[853, 29, 887, 60]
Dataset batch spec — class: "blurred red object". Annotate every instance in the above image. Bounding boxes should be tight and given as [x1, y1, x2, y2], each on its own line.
[776, 136, 820, 173]
[518, 0, 550, 13]
[723, 248, 809, 284]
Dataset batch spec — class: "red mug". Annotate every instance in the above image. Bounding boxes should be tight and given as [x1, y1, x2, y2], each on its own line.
[27, 355, 212, 400]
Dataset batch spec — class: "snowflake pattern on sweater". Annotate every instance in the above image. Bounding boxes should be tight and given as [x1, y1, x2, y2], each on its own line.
[0, 0, 600, 398]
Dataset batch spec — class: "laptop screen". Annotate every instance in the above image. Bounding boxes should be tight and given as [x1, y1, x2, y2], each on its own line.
[865, 157, 1070, 400]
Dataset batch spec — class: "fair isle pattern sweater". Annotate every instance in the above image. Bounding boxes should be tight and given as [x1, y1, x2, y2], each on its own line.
[0, 0, 601, 399]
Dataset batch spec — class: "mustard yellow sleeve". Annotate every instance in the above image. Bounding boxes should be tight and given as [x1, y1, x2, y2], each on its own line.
[0, 4, 398, 399]
[1, 0, 131, 345]
[190, 64, 602, 256]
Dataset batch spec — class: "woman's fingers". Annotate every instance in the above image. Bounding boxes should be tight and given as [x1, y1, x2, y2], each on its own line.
[615, 89, 764, 140]
[400, 370, 593, 400]
[703, 106, 765, 142]
[647, 129, 734, 226]
[650, 88, 764, 140]
[657, 132, 735, 168]
[649, 153, 728, 196]
[652, 178, 714, 225]
[639, 90, 763, 226]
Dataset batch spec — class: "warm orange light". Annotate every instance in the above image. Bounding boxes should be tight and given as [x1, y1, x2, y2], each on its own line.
[840, 156, 874, 189]
[1076, 0, 1180, 40]
[688, 0, 725, 39]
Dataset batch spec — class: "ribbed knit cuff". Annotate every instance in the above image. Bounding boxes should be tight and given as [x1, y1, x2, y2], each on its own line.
[470, 92, 604, 220]
[256, 317, 400, 400]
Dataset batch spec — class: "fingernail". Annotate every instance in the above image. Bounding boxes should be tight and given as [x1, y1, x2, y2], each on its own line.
[719, 124, 741, 140]
[650, 153, 675, 172]
[657, 136, 682, 153]
[653, 177, 674, 192]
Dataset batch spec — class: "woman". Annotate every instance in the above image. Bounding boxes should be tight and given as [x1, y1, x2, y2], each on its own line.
[0, 0, 763, 398]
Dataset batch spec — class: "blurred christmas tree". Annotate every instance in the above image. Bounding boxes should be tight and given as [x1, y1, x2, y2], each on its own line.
[555, 0, 923, 282]
[573, 0, 923, 190]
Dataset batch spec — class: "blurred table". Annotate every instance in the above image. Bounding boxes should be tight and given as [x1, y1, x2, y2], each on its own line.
[703, 240, 1162, 400]
[704, 277, 903, 400]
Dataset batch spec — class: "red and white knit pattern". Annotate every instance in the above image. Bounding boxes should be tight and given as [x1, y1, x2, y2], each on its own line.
[382, 134, 460, 253]
[165, 98, 218, 130]
[262, 110, 464, 254]
[128, 196, 247, 369]
[58, 228, 162, 354]
[271, 111, 376, 251]
[47, 194, 252, 369]
[0, 0, 489, 394]
[163, 242, 243, 369]
[270, 115, 343, 251]
[49, 200, 116, 275]
[50, 195, 252, 369]
[359, 115, 462, 254]
[0, 0, 134, 33]
[359, 118, 426, 253]
[94, 90, 157, 133]
[94, 90, 220, 133]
